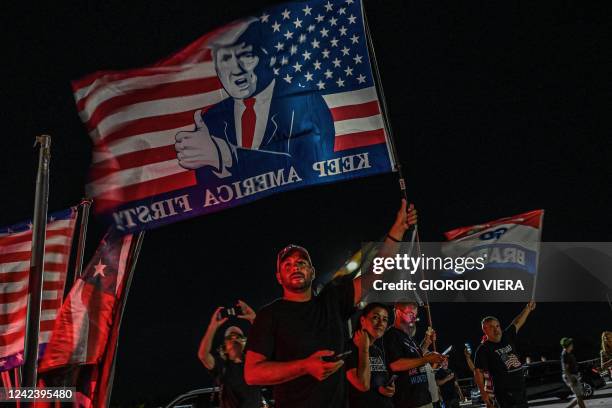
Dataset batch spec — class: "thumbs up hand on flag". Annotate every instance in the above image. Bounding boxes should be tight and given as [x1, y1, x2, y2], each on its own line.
[175, 110, 234, 177]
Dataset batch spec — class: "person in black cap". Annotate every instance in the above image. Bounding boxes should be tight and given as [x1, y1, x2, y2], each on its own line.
[560, 337, 586, 408]
[244, 200, 417, 408]
[198, 302, 262, 408]
[346, 302, 395, 408]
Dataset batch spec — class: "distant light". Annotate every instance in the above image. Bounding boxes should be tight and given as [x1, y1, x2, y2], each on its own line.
[346, 261, 359, 272]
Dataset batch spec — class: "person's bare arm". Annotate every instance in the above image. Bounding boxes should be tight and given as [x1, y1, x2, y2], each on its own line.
[347, 330, 371, 391]
[511, 300, 536, 332]
[474, 368, 494, 408]
[464, 348, 476, 373]
[197, 307, 227, 370]
[353, 200, 417, 304]
[389, 352, 446, 372]
[244, 350, 343, 386]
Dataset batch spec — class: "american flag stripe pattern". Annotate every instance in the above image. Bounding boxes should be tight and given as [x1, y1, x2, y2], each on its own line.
[72, 0, 388, 214]
[0, 208, 77, 371]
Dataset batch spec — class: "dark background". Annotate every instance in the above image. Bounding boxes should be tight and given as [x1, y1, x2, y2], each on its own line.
[1, 0, 610, 406]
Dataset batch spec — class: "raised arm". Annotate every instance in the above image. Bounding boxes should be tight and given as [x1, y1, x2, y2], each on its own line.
[197, 307, 228, 370]
[353, 199, 418, 304]
[244, 349, 343, 386]
[511, 300, 536, 332]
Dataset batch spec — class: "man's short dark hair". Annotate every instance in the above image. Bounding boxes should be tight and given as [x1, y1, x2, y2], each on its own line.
[395, 301, 419, 309]
[481, 316, 500, 327]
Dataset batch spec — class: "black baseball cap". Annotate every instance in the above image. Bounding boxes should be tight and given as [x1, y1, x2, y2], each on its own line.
[276, 244, 312, 273]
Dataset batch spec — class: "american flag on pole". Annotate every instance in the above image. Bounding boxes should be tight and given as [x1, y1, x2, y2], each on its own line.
[0, 208, 77, 371]
[74, 0, 395, 232]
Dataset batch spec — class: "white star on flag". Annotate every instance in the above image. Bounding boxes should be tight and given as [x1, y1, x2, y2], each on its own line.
[260, 13, 270, 23]
[329, 16, 338, 26]
[322, 49, 330, 58]
[304, 71, 314, 81]
[293, 18, 303, 28]
[284, 30, 293, 40]
[353, 54, 363, 64]
[336, 78, 345, 87]
[282, 9, 291, 19]
[332, 58, 341, 67]
[330, 37, 339, 47]
[302, 50, 312, 60]
[324, 1, 333, 12]
[275, 42, 284, 51]
[324, 69, 333, 79]
[350, 34, 359, 44]
[281, 56, 288, 65]
[348, 14, 357, 24]
[316, 80, 326, 89]
[320, 27, 329, 37]
[293, 61, 303, 72]
[290, 45, 298, 55]
[311, 38, 320, 48]
[339, 26, 348, 36]
[303, 5, 312, 15]
[339, 7, 347, 15]
[341, 46, 350, 56]
[299, 34, 307, 43]
[315, 14, 325, 22]
[284, 73, 293, 83]
[357, 73, 366, 83]
[344, 66, 354, 76]
[307, 24, 316, 33]
[346, 0, 354, 4]
[272, 21, 281, 32]
[313, 60, 322, 69]
[94, 259, 107, 277]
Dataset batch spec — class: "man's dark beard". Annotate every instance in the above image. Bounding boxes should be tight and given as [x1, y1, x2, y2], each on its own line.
[284, 275, 312, 292]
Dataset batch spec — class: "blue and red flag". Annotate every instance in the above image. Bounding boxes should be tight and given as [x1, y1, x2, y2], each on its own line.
[73, 0, 395, 232]
[442, 209, 545, 274]
[38, 231, 139, 407]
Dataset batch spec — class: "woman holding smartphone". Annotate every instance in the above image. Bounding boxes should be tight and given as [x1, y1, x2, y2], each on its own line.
[346, 302, 396, 408]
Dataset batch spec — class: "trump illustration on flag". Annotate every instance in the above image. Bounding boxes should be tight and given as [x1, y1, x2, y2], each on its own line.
[74, 0, 396, 232]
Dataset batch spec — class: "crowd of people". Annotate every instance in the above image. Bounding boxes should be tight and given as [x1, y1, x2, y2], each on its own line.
[196, 201, 603, 408]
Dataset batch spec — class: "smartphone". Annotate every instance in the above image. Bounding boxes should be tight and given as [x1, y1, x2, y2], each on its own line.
[386, 374, 399, 387]
[464, 342, 472, 354]
[217, 306, 243, 320]
[442, 345, 453, 355]
[322, 350, 353, 362]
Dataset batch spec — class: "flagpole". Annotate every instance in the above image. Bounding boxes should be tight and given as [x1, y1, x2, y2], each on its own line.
[101, 231, 145, 406]
[22, 135, 52, 388]
[73, 198, 93, 283]
[531, 211, 545, 301]
[362, 3, 432, 338]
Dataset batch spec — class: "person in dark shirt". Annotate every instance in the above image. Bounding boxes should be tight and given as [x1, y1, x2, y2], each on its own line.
[384, 302, 447, 408]
[244, 200, 418, 408]
[198, 301, 262, 408]
[560, 337, 586, 408]
[473, 301, 536, 408]
[435, 360, 465, 408]
[346, 302, 395, 408]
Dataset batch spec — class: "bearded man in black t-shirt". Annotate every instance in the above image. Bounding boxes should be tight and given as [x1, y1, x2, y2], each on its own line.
[244, 200, 418, 408]
[473, 301, 536, 408]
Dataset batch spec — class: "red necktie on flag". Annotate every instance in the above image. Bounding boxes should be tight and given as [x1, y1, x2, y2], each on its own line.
[241, 97, 256, 149]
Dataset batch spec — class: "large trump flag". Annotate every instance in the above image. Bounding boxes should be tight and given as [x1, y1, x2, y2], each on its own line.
[74, 0, 395, 232]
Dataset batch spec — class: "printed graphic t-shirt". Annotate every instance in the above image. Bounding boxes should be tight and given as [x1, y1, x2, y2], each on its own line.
[346, 340, 394, 408]
[474, 325, 525, 394]
[384, 326, 432, 408]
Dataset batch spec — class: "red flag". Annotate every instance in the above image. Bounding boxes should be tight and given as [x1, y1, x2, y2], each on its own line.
[38, 231, 142, 406]
[0, 208, 78, 371]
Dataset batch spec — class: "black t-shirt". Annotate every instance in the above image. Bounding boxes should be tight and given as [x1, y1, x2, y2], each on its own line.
[561, 350, 578, 375]
[383, 327, 431, 408]
[210, 354, 262, 408]
[435, 368, 459, 402]
[474, 325, 525, 394]
[346, 340, 394, 408]
[246, 276, 355, 408]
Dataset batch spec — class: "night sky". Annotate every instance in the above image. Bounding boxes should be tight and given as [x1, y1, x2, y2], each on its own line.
[2, 0, 610, 406]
